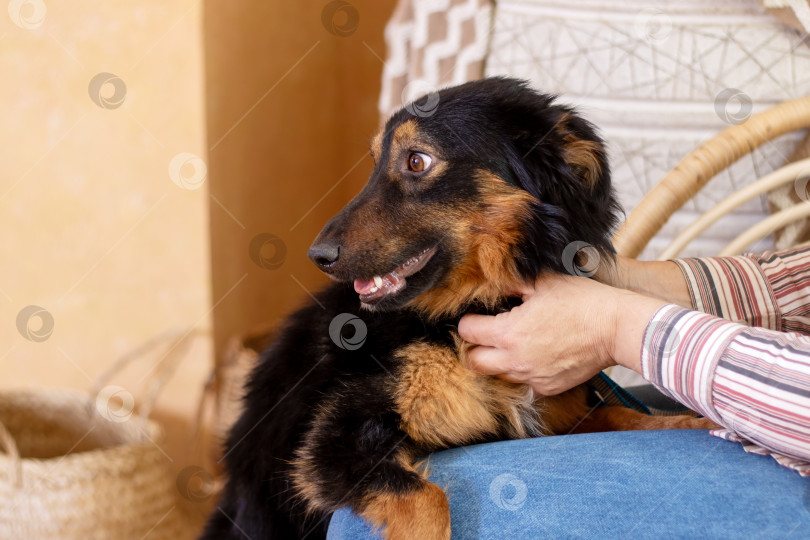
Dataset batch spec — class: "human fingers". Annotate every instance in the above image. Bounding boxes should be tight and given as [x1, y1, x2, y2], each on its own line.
[457, 313, 505, 347]
[464, 345, 510, 376]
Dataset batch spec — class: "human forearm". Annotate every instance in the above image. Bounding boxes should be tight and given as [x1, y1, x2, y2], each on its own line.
[598, 256, 693, 309]
[640, 305, 810, 467]
[610, 291, 669, 374]
[611, 244, 810, 331]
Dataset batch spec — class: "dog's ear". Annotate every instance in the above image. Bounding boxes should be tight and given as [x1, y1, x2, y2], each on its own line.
[557, 119, 606, 191]
[505, 101, 611, 200]
[498, 85, 620, 277]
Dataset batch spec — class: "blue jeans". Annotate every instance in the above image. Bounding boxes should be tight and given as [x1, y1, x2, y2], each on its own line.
[327, 430, 809, 539]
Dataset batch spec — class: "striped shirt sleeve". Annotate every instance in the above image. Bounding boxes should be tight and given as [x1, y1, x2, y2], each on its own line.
[673, 243, 810, 333]
[648, 245, 810, 475]
[641, 305, 810, 476]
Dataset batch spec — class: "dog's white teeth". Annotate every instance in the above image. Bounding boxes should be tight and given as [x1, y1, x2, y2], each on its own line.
[373, 275, 383, 288]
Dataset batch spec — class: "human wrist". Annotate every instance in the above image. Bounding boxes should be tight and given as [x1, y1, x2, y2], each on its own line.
[618, 259, 692, 309]
[611, 292, 668, 374]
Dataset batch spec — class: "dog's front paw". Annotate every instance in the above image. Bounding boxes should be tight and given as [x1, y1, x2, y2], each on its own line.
[361, 481, 451, 540]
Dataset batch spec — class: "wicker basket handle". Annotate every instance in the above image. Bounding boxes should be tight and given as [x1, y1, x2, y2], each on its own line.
[0, 419, 22, 488]
[90, 329, 208, 420]
[613, 95, 810, 258]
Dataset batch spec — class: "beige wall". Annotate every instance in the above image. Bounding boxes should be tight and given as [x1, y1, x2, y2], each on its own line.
[1, 0, 392, 483]
[0, 2, 211, 423]
[1, 0, 392, 530]
[205, 1, 394, 354]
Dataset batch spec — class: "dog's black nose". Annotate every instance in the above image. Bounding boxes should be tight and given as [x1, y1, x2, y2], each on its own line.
[308, 242, 340, 269]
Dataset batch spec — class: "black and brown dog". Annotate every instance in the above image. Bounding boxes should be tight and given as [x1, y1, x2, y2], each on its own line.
[201, 77, 712, 540]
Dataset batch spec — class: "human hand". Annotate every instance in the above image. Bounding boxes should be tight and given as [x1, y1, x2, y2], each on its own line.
[458, 273, 666, 395]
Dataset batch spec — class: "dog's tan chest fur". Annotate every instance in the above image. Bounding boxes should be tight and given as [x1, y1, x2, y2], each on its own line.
[393, 341, 548, 447]
[393, 340, 595, 447]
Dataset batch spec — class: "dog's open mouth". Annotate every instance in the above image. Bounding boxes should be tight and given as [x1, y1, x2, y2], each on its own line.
[353, 246, 438, 304]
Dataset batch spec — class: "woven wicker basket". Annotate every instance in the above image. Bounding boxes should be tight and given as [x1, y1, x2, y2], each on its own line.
[210, 323, 276, 447]
[0, 390, 193, 539]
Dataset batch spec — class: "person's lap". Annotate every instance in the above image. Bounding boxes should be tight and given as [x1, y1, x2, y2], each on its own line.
[327, 430, 809, 539]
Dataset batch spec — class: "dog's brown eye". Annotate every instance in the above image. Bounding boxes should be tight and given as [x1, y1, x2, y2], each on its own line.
[407, 152, 432, 172]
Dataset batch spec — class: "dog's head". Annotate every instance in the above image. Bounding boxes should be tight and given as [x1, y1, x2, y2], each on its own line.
[309, 77, 620, 317]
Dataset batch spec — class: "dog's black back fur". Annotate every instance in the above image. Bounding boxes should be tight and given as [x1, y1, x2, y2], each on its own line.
[204, 287, 460, 538]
